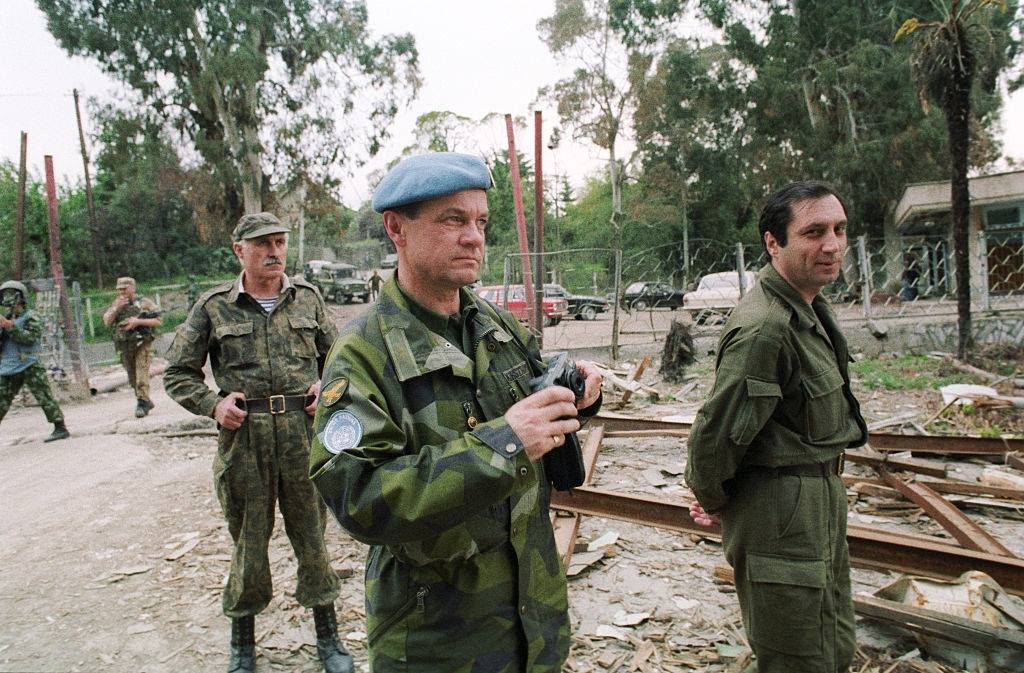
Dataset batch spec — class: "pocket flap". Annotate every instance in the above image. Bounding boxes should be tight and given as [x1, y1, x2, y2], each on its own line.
[745, 378, 782, 398]
[747, 553, 826, 588]
[214, 321, 254, 338]
[288, 315, 318, 330]
[802, 368, 843, 399]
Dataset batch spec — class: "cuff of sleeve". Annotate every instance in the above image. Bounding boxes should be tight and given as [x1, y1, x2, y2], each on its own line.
[198, 391, 221, 419]
[471, 419, 525, 460]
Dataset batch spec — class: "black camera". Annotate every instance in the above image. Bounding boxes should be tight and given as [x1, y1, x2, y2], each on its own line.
[528, 352, 586, 491]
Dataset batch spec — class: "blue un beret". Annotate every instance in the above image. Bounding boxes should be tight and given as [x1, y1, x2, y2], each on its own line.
[372, 152, 493, 213]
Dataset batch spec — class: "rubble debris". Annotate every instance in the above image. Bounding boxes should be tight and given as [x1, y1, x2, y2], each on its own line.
[658, 320, 696, 384]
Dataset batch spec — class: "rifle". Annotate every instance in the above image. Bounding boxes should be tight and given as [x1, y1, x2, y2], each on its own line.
[528, 352, 587, 492]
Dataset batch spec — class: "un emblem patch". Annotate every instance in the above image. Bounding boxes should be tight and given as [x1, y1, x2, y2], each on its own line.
[322, 410, 363, 455]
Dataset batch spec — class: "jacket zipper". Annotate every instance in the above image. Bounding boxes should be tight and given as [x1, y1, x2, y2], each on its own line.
[367, 586, 428, 647]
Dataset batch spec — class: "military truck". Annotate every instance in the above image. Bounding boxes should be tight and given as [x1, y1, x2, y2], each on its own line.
[304, 262, 370, 304]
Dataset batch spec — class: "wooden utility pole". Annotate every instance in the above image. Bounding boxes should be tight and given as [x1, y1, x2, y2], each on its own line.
[533, 111, 545, 347]
[73, 88, 103, 288]
[14, 132, 27, 280]
[44, 155, 90, 394]
[504, 114, 537, 334]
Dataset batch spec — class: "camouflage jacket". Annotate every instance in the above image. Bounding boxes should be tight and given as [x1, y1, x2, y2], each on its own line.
[310, 277, 591, 673]
[1, 309, 43, 375]
[164, 273, 337, 418]
[686, 263, 867, 513]
[110, 297, 160, 346]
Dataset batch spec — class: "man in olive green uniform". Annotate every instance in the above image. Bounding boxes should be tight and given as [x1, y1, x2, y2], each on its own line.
[686, 182, 867, 673]
[0, 280, 69, 442]
[309, 153, 603, 673]
[164, 213, 353, 673]
[103, 276, 162, 417]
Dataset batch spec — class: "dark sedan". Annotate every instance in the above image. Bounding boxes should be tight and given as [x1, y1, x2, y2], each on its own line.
[621, 281, 685, 310]
[544, 284, 609, 321]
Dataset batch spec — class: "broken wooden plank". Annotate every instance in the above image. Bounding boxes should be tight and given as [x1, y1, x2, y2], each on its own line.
[591, 368, 660, 400]
[878, 470, 1014, 557]
[619, 356, 652, 405]
[948, 358, 1024, 389]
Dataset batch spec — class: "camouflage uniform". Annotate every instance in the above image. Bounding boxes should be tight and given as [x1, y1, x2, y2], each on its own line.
[0, 310, 65, 425]
[109, 297, 160, 404]
[164, 273, 341, 617]
[310, 277, 598, 673]
[686, 263, 867, 673]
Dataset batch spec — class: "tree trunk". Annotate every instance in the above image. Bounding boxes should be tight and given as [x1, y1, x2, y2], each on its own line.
[945, 29, 974, 360]
[609, 141, 623, 362]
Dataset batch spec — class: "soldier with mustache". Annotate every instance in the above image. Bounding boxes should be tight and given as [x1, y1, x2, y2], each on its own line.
[164, 213, 353, 673]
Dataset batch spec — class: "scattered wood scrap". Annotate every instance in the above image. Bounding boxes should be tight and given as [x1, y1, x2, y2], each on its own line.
[948, 358, 1024, 389]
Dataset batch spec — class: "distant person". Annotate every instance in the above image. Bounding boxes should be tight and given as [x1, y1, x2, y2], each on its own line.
[900, 253, 920, 301]
[368, 269, 382, 301]
[0, 280, 69, 442]
[102, 276, 161, 417]
[686, 182, 867, 673]
[164, 213, 353, 673]
[309, 153, 603, 672]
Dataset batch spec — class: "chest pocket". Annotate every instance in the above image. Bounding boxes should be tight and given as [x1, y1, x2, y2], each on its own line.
[800, 367, 846, 443]
[288, 315, 318, 359]
[214, 321, 255, 365]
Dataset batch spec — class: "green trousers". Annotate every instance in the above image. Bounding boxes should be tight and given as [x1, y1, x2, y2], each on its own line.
[214, 409, 340, 617]
[0, 362, 65, 425]
[117, 342, 153, 403]
[722, 469, 854, 673]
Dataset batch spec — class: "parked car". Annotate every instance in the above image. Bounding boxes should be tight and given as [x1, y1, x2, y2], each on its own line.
[475, 284, 568, 326]
[683, 270, 757, 324]
[621, 281, 686, 310]
[305, 262, 370, 304]
[381, 253, 398, 269]
[544, 283, 609, 321]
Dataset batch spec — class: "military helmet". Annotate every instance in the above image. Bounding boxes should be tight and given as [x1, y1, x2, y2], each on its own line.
[0, 280, 29, 308]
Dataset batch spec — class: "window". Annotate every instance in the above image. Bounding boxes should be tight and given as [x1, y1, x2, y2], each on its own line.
[986, 205, 1022, 231]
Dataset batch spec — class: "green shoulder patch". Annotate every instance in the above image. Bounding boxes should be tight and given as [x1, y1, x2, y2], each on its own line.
[320, 377, 349, 407]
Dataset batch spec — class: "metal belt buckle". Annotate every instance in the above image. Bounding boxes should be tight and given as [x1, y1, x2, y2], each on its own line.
[269, 394, 286, 415]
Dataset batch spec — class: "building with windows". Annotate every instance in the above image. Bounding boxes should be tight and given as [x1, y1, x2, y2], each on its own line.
[892, 170, 1024, 305]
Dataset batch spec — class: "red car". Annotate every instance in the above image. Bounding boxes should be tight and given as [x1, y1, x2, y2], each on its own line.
[474, 284, 567, 326]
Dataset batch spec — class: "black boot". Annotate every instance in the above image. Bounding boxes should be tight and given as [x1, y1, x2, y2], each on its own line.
[313, 605, 354, 673]
[43, 422, 70, 442]
[227, 616, 255, 673]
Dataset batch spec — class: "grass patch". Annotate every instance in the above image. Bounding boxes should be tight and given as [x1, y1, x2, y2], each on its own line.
[851, 354, 967, 391]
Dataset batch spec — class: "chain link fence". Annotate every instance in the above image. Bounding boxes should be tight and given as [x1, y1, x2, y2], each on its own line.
[491, 230, 1024, 352]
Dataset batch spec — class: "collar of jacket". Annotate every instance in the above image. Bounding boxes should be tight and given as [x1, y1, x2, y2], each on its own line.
[756, 263, 834, 333]
[377, 276, 514, 383]
[227, 271, 293, 304]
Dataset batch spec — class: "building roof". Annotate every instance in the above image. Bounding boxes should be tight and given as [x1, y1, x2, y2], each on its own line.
[894, 169, 1024, 228]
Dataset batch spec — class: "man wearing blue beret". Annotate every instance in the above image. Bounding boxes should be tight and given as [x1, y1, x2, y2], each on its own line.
[310, 152, 603, 672]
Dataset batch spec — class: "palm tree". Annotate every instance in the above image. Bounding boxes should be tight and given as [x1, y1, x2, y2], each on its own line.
[896, 0, 1007, 360]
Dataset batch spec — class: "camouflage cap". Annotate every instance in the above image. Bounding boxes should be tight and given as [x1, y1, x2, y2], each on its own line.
[115, 276, 136, 289]
[232, 212, 290, 242]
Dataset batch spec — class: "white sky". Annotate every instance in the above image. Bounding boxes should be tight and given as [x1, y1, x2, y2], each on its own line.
[1, 0, 1022, 210]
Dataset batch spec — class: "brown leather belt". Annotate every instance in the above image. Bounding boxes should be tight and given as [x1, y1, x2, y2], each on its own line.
[240, 394, 312, 414]
[744, 455, 844, 478]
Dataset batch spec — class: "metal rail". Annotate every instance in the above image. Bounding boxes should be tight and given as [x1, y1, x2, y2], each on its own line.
[592, 413, 1023, 455]
[550, 486, 1024, 595]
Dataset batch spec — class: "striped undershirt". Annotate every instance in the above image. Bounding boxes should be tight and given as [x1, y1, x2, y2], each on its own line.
[253, 296, 277, 313]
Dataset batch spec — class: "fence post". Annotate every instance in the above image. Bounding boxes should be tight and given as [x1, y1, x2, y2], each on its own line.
[857, 235, 872, 319]
[155, 291, 162, 311]
[501, 256, 511, 311]
[735, 242, 747, 298]
[85, 295, 95, 339]
[71, 281, 85, 341]
[611, 248, 622, 362]
[977, 231, 990, 312]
